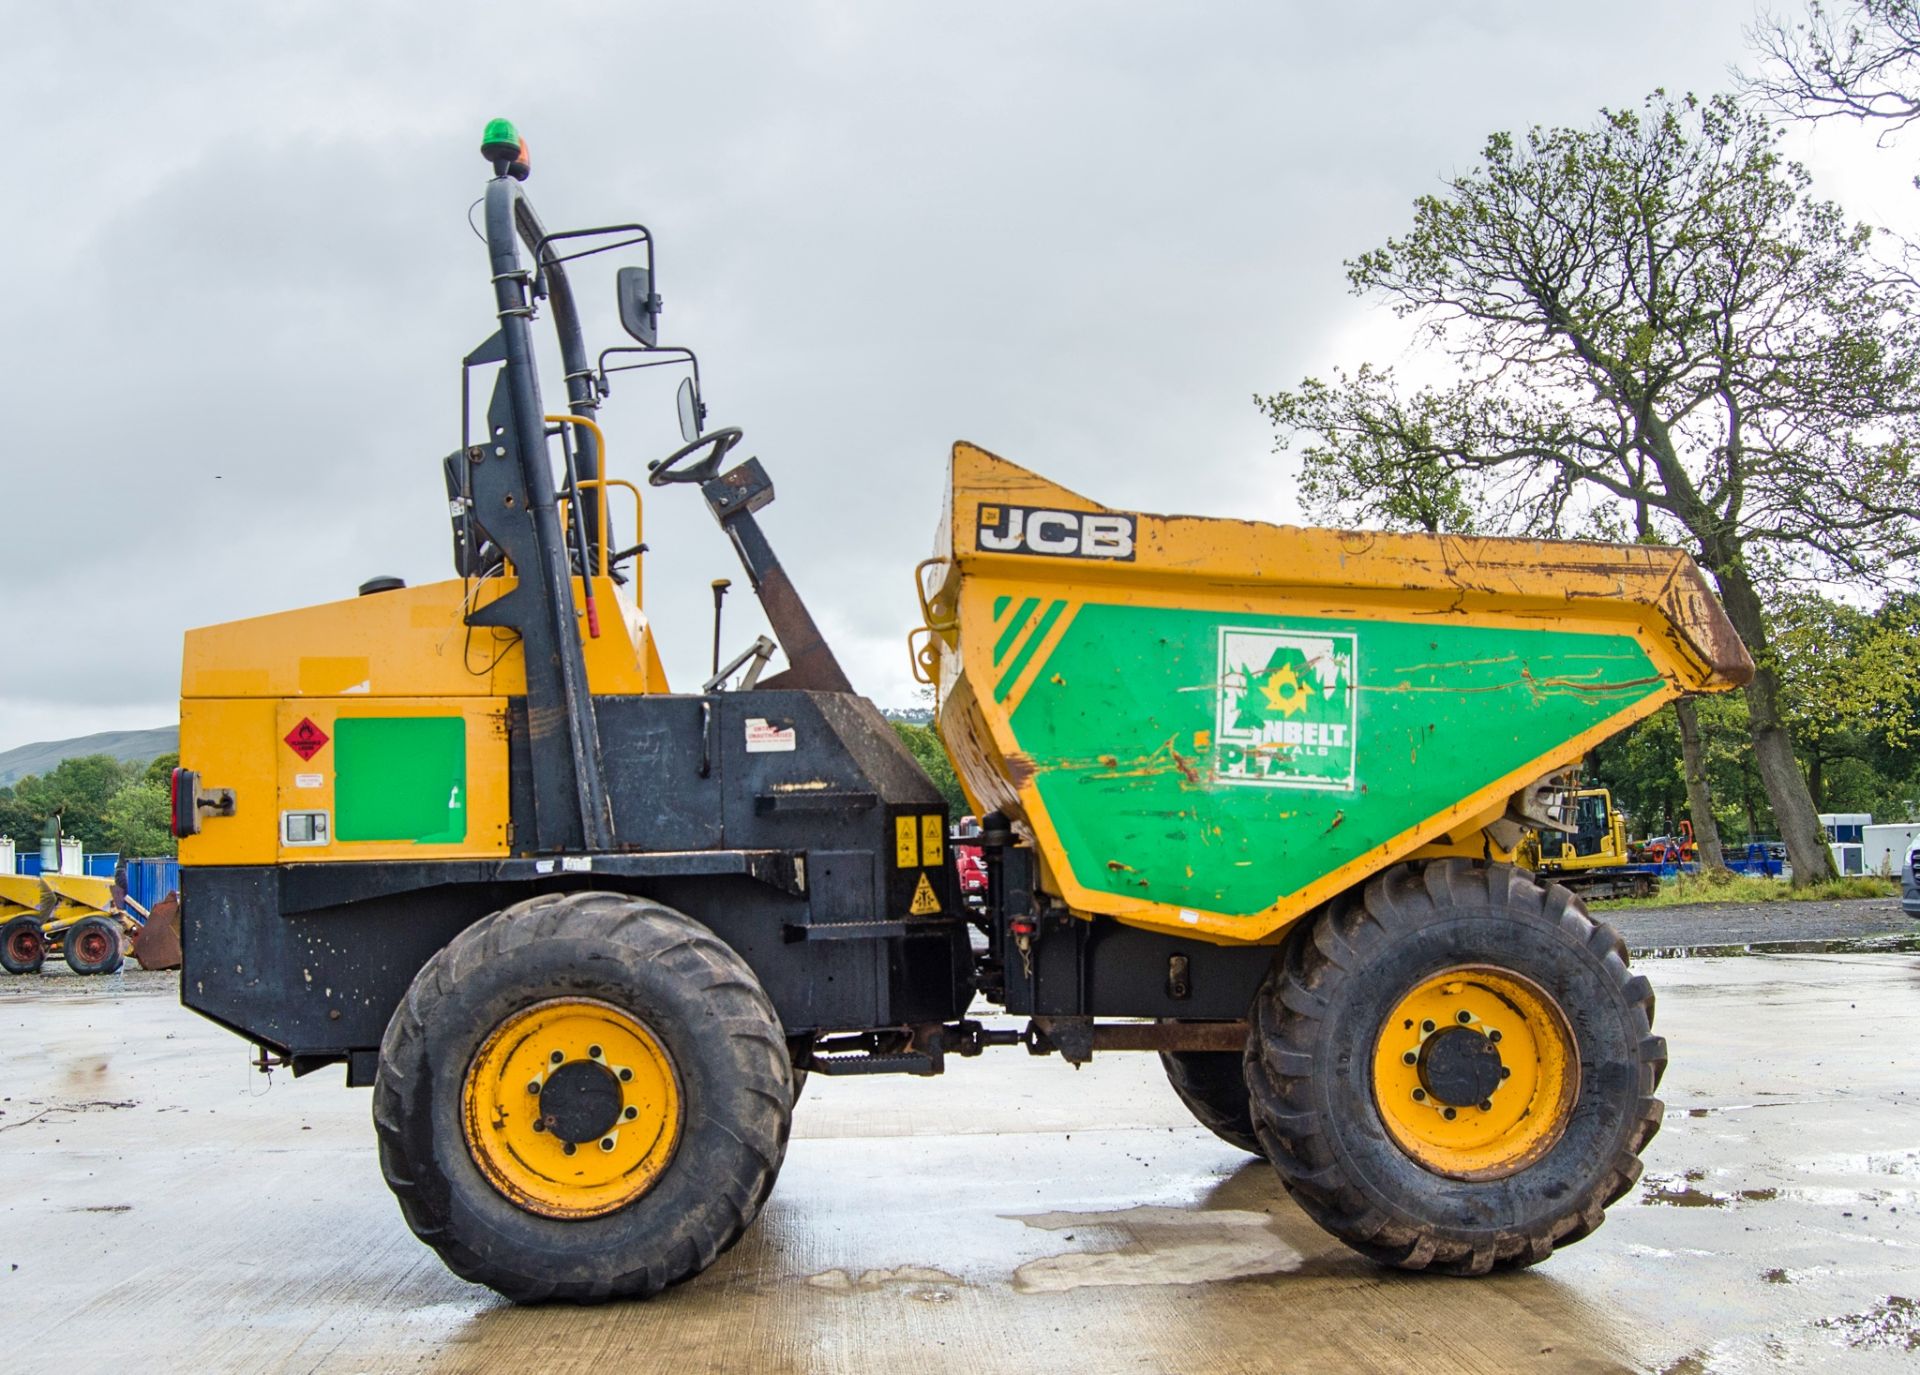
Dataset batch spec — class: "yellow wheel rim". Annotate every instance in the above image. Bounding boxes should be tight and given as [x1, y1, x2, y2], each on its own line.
[1371, 966, 1578, 1181]
[462, 998, 682, 1218]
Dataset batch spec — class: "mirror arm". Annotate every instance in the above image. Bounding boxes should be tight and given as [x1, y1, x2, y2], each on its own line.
[596, 347, 702, 411]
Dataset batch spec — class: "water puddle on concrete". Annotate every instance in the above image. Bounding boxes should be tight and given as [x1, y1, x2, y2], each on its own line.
[1636, 934, 1920, 960]
[1638, 1170, 1780, 1209]
[805, 1265, 964, 1303]
[1811, 1294, 1920, 1353]
[1006, 1205, 1306, 1292]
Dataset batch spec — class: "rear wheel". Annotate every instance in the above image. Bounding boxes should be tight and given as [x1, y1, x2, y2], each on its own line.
[373, 891, 793, 1303]
[1159, 1043, 1261, 1154]
[1245, 860, 1663, 1275]
[1, 916, 45, 975]
[62, 916, 123, 975]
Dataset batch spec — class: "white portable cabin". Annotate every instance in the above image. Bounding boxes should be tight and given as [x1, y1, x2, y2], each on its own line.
[1863, 823, 1920, 878]
[1819, 813, 1872, 876]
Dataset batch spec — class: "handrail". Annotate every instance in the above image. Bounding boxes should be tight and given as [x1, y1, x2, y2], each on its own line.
[545, 414, 612, 576]
[573, 477, 644, 586]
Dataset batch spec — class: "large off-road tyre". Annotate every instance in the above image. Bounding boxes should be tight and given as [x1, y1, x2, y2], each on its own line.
[1159, 1045, 1261, 1154]
[1, 916, 46, 975]
[373, 891, 794, 1303]
[62, 916, 124, 975]
[1246, 859, 1663, 1276]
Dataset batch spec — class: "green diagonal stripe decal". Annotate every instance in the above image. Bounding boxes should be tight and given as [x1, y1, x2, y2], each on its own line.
[994, 597, 1040, 665]
[996, 599, 1065, 702]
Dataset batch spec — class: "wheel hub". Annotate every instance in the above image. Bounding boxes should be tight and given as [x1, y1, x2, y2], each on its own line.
[538, 1059, 624, 1144]
[462, 997, 682, 1218]
[1419, 1025, 1505, 1107]
[1371, 965, 1579, 1180]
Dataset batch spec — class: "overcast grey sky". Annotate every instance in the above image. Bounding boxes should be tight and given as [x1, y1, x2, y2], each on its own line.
[0, 0, 1903, 751]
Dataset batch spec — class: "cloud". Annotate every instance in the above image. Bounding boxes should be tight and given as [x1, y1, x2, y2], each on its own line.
[0, 0, 1849, 749]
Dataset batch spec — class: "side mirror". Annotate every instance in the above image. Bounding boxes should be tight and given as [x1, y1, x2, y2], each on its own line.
[616, 266, 660, 347]
[676, 375, 705, 442]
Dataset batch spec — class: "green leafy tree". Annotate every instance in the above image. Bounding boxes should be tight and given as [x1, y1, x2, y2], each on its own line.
[890, 721, 968, 814]
[1260, 91, 1920, 884]
[144, 752, 179, 786]
[1771, 592, 1920, 808]
[0, 754, 136, 855]
[103, 778, 175, 859]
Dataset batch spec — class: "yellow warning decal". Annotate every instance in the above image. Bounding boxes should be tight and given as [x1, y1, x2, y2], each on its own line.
[920, 814, 944, 867]
[895, 817, 919, 868]
[909, 873, 942, 915]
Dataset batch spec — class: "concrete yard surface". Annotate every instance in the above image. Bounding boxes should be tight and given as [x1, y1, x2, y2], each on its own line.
[2, 947, 1918, 1374]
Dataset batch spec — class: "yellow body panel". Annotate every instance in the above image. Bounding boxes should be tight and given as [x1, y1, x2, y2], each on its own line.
[924, 444, 1752, 946]
[41, 874, 113, 910]
[181, 575, 664, 702]
[180, 570, 662, 867]
[0, 874, 44, 910]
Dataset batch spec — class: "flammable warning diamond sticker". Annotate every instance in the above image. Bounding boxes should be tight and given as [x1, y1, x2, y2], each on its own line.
[284, 717, 330, 762]
[909, 873, 942, 915]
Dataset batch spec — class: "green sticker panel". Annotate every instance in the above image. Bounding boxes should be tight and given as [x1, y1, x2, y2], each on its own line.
[334, 716, 467, 844]
[1008, 606, 1664, 918]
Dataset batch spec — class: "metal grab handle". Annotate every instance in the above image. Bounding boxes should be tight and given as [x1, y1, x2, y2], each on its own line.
[546, 414, 613, 576]
[914, 557, 959, 632]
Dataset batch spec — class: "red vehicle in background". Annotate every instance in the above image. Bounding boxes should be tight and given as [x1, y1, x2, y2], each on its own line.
[1638, 819, 1698, 865]
[953, 815, 987, 906]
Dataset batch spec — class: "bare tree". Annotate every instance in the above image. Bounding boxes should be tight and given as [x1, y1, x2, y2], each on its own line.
[1746, 2, 1920, 132]
[1261, 92, 1920, 884]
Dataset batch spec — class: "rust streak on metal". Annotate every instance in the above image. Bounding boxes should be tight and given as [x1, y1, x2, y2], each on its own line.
[1088, 1020, 1251, 1053]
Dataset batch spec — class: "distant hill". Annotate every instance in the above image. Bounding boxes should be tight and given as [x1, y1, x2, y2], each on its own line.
[0, 727, 179, 787]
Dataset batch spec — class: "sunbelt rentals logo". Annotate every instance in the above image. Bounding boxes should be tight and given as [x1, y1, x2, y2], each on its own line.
[1215, 628, 1357, 790]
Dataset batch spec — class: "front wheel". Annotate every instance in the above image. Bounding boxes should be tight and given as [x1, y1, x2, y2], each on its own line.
[1245, 860, 1663, 1276]
[62, 916, 124, 975]
[373, 892, 794, 1303]
[1, 916, 45, 974]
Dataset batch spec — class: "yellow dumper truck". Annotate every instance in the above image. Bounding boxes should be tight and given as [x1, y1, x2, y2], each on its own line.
[170, 123, 1751, 1302]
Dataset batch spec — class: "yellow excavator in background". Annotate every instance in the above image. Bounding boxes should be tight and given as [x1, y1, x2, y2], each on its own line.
[1516, 787, 1660, 899]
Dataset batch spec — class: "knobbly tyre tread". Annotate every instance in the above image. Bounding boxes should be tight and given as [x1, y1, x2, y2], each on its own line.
[373, 891, 793, 1303]
[1245, 859, 1664, 1277]
[0, 915, 46, 975]
[1158, 1042, 1262, 1154]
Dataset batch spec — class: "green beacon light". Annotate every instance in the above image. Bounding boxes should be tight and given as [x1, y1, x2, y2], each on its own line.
[480, 118, 530, 180]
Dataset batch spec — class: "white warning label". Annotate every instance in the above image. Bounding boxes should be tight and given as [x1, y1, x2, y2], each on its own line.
[745, 718, 797, 753]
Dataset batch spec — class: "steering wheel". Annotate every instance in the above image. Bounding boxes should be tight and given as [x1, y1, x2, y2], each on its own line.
[647, 427, 743, 487]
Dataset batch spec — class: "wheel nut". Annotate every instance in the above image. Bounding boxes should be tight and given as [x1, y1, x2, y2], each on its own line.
[619, 1067, 633, 1082]
[1421, 1019, 1435, 1033]
[600, 1138, 615, 1152]
[562, 1142, 576, 1156]
[1456, 1010, 1472, 1024]
[527, 1081, 541, 1094]
[1443, 1107, 1457, 1121]
[589, 1045, 603, 1059]
[1402, 1050, 1417, 1066]
[531, 1119, 545, 1133]
[1480, 1100, 1493, 1111]
[624, 1106, 638, 1120]
[1489, 1030, 1502, 1043]
[550, 1050, 564, 1064]
[1412, 1088, 1427, 1102]
[1500, 1067, 1512, 1079]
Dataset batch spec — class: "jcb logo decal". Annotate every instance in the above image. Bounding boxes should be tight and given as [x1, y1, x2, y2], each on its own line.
[977, 504, 1136, 561]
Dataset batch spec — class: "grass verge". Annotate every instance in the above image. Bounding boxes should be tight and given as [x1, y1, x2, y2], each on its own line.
[1590, 872, 1898, 910]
